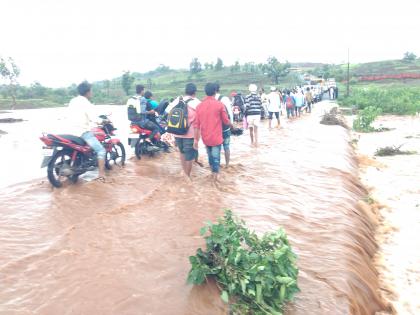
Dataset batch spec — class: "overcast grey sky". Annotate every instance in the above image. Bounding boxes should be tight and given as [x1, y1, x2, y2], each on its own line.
[1, 0, 419, 87]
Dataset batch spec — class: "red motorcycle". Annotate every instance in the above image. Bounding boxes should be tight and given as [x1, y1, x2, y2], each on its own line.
[128, 118, 170, 159]
[39, 114, 125, 188]
[232, 105, 243, 122]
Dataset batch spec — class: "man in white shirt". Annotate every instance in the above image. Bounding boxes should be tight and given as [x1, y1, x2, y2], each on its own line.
[215, 83, 233, 167]
[267, 86, 281, 128]
[68, 81, 106, 181]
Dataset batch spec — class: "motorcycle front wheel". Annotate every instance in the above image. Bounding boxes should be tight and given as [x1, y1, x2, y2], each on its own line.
[105, 142, 126, 170]
[47, 150, 77, 188]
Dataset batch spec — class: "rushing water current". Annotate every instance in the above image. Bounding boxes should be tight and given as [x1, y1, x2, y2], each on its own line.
[0, 102, 389, 314]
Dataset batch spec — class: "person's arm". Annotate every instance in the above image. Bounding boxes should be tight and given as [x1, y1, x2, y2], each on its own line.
[193, 107, 201, 150]
[244, 95, 249, 116]
[140, 97, 155, 115]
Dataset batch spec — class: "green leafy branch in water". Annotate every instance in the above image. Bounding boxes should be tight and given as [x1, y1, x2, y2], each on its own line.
[187, 210, 299, 315]
[374, 145, 417, 156]
[353, 106, 382, 132]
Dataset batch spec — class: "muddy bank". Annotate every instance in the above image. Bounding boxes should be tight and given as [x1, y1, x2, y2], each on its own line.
[352, 114, 420, 315]
[0, 102, 389, 314]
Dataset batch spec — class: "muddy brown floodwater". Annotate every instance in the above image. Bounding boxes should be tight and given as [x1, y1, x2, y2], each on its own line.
[0, 102, 390, 314]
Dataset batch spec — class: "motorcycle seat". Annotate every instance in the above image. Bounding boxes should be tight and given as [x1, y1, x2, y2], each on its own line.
[48, 134, 87, 146]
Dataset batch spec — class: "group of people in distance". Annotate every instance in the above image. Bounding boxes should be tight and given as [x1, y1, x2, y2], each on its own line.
[125, 82, 324, 183]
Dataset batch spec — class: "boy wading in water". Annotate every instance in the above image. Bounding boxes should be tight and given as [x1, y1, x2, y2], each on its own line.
[244, 84, 263, 147]
[194, 83, 233, 182]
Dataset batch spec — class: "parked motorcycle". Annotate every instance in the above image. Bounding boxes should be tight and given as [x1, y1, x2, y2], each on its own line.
[39, 114, 125, 188]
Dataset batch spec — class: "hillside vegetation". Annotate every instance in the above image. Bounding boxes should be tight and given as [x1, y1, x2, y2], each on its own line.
[1, 58, 419, 110]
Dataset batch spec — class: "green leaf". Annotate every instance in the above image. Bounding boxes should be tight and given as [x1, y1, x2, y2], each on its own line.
[221, 290, 229, 303]
[199, 226, 208, 236]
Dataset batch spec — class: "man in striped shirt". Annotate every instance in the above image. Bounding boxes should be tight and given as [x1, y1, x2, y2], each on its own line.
[245, 84, 263, 147]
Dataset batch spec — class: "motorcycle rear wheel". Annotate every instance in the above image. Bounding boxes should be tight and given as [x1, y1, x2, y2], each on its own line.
[47, 150, 76, 188]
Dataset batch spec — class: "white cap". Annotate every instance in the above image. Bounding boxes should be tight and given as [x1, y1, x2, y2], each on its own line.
[270, 86, 276, 91]
[249, 84, 258, 93]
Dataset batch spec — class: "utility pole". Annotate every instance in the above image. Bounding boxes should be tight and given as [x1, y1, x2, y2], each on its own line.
[346, 48, 350, 97]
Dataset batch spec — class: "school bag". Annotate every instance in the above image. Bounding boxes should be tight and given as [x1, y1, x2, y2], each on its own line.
[167, 97, 193, 135]
[218, 95, 231, 133]
[233, 94, 245, 108]
[286, 96, 295, 108]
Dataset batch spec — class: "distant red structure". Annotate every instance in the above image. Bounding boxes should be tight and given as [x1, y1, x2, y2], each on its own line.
[359, 73, 420, 81]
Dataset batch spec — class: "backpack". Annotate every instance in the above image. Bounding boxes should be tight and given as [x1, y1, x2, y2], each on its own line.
[218, 95, 231, 132]
[127, 96, 141, 121]
[167, 97, 193, 135]
[233, 95, 245, 108]
[286, 96, 295, 108]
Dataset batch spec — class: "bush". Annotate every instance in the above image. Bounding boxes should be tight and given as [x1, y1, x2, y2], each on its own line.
[187, 210, 299, 315]
[374, 145, 417, 156]
[339, 86, 420, 115]
[353, 106, 382, 132]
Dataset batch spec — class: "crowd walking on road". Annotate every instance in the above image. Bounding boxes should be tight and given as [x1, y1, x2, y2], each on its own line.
[65, 79, 326, 186]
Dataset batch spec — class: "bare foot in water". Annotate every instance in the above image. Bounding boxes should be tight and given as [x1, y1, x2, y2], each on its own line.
[194, 160, 204, 167]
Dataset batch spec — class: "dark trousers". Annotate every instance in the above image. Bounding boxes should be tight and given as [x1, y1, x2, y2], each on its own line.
[133, 119, 160, 140]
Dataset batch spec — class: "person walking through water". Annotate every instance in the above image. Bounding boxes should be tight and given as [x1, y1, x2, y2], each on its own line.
[245, 84, 263, 146]
[215, 83, 233, 168]
[172, 83, 200, 179]
[329, 86, 335, 100]
[267, 86, 281, 129]
[305, 87, 313, 113]
[67, 81, 107, 182]
[194, 83, 233, 183]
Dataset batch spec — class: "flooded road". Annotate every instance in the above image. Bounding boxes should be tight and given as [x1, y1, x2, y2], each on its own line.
[0, 102, 389, 314]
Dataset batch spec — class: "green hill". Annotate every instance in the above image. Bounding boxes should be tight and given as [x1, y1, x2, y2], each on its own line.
[1, 58, 419, 110]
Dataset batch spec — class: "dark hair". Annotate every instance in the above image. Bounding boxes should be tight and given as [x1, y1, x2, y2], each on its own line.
[214, 82, 220, 93]
[144, 91, 153, 99]
[77, 81, 92, 96]
[185, 83, 197, 96]
[306, 87, 310, 91]
[287, 90, 291, 95]
[204, 83, 217, 96]
[136, 84, 145, 94]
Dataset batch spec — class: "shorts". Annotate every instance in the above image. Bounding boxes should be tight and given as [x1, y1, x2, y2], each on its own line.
[222, 130, 231, 152]
[268, 111, 280, 119]
[175, 137, 198, 161]
[247, 115, 260, 127]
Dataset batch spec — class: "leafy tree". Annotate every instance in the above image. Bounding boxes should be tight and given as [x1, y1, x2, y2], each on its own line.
[0, 56, 20, 108]
[230, 61, 241, 73]
[189, 58, 202, 74]
[30, 81, 47, 98]
[403, 51, 417, 62]
[121, 71, 134, 95]
[215, 57, 224, 71]
[155, 64, 170, 73]
[147, 78, 153, 90]
[103, 80, 110, 97]
[265, 57, 290, 84]
[204, 62, 211, 70]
